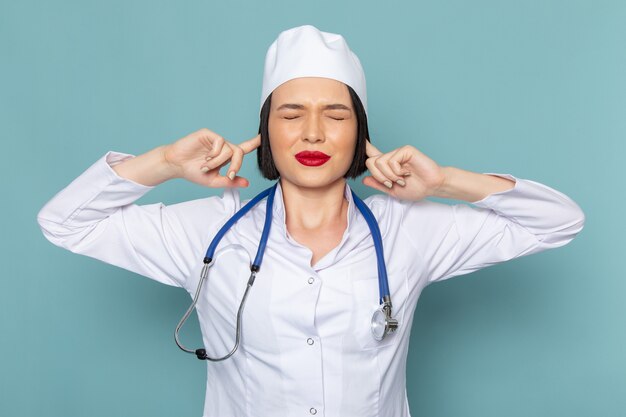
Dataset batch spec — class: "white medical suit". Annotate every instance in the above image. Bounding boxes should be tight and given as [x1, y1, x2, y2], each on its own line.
[37, 151, 585, 417]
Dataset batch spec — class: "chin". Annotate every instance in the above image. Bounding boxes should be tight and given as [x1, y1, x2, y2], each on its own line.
[276, 160, 350, 188]
[281, 172, 345, 190]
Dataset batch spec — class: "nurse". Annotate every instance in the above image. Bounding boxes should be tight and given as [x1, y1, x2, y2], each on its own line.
[37, 25, 585, 417]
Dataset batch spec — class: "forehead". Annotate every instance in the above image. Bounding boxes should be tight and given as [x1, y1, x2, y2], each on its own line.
[271, 77, 351, 105]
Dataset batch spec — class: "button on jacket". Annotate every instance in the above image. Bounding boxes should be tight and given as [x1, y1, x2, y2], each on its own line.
[37, 151, 585, 417]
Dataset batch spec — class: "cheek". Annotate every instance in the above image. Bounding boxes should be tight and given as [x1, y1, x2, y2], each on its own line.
[341, 122, 358, 148]
[268, 121, 294, 149]
[267, 125, 292, 172]
[340, 128, 359, 157]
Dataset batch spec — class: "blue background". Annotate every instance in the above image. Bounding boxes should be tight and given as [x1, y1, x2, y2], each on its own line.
[2, 0, 624, 416]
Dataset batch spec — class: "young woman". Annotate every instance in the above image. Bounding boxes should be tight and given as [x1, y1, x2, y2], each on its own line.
[37, 25, 585, 417]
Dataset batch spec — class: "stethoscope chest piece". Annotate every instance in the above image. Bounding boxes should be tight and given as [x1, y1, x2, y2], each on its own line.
[370, 299, 399, 341]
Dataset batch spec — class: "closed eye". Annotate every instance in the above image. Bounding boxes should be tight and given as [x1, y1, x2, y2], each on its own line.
[283, 116, 345, 120]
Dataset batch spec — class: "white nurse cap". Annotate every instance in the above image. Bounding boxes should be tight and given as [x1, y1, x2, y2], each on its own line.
[260, 24, 368, 118]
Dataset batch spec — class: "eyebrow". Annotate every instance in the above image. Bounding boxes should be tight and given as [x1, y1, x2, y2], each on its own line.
[275, 103, 352, 112]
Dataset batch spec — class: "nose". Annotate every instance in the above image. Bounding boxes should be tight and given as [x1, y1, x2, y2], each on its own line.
[303, 113, 325, 143]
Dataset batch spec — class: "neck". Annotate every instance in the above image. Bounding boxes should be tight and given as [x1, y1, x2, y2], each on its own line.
[280, 178, 348, 232]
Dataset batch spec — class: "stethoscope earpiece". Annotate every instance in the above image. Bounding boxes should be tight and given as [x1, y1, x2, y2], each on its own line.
[195, 348, 207, 360]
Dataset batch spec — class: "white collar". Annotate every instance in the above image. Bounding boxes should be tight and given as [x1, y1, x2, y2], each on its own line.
[270, 180, 362, 270]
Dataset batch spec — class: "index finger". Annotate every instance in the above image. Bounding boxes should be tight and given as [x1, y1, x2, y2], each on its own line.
[238, 134, 262, 154]
[365, 139, 383, 158]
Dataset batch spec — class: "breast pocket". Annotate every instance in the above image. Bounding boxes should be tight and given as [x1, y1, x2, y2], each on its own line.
[350, 269, 408, 350]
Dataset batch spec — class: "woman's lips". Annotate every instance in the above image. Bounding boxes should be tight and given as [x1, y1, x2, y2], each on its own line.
[295, 151, 331, 166]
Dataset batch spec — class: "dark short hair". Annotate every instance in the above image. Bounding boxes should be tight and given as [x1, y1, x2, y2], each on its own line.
[256, 84, 370, 180]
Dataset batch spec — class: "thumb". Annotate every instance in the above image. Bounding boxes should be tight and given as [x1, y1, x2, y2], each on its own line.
[362, 176, 389, 194]
[207, 174, 250, 189]
[226, 175, 250, 188]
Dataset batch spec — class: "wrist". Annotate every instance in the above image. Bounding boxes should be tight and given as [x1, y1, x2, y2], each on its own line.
[430, 166, 516, 202]
[159, 145, 182, 180]
[111, 145, 179, 187]
[431, 167, 455, 199]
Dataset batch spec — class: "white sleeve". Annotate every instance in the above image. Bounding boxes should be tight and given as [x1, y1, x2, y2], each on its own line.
[397, 173, 586, 284]
[36, 151, 238, 289]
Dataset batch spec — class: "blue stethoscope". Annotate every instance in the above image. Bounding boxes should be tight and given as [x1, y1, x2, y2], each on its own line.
[174, 182, 398, 361]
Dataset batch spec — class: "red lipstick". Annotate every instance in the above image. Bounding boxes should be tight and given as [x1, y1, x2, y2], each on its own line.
[295, 151, 331, 166]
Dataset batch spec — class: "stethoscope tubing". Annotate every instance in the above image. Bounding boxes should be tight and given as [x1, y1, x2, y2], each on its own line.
[205, 184, 277, 269]
[350, 189, 390, 302]
[175, 182, 396, 361]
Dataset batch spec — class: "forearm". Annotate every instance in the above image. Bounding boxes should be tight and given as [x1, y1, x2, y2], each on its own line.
[112, 145, 179, 187]
[432, 166, 516, 203]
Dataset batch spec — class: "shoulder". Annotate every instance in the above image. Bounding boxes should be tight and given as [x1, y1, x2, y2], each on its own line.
[363, 192, 451, 220]
[163, 187, 242, 239]
[362, 192, 456, 235]
[169, 186, 240, 215]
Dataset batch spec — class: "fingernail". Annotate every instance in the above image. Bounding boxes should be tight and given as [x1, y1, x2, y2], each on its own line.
[403, 172, 411, 177]
[200, 166, 209, 173]
[205, 156, 213, 161]
[396, 179, 406, 187]
[228, 171, 235, 180]
[384, 180, 393, 189]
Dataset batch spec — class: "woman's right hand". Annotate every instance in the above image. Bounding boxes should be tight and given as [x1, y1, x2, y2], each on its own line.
[163, 128, 261, 188]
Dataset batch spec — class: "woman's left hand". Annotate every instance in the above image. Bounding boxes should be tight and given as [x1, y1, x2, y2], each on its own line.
[361, 140, 446, 202]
